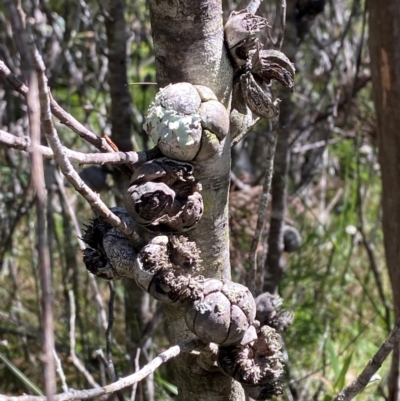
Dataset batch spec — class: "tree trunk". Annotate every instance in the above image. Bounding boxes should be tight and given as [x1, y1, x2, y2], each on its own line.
[147, 1, 244, 400]
[368, 1, 400, 399]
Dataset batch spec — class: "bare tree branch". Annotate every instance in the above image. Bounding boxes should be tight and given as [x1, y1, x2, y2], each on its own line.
[276, 0, 287, 50]
[21, 41, 142, 245]
[53, 350, 69, 393]
[0, 129, 160, 165]
[231, 118, 261, 148]
[4, 0, 56, 398]
[68, 290, 100, 388]
[247, 131, 278, 295]
[0, 59, 113, 153]
[333, 318, 400, 401]
[105, 281, 117, 382]
[0, 340, 200, 401]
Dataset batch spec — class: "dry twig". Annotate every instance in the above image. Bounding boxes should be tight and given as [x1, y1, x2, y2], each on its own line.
[0, 129, 160, 165]
[4, 0, 56, 397]
[53, 350, 69, 393]
[26, 41, 141, 244]
[333, 318, 400, 401]
[0, 340, 200, 401]
[247, 131, 278, 295]
[68, 290, 100, 388]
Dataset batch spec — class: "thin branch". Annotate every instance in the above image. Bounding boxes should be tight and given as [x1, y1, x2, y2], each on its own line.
[0, 60, 114, 153]
[276, 0, 287, 51]
[0, 129, 161, 165]
[247, 131, 278, 295]
[291, 137, 343, 154]
[29, 66, 56, 401]
[130, 348, 141, 401]
[93, 348, 124, 401]
[230, 171, 251, 191]
[333, 319, 400, 401]
[26, 44, 142, 245]
[0, 340, 200, 401]
[105, 281, 116, 382]
[53, 350, 69, 393]
[266, 0, 286, 49]
[68, 290, 100, 388]
[4, 0, 56, 397]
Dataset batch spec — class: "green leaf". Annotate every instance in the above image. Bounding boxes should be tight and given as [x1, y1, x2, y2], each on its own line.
[326, 339, 340, 380]
[155, 375, 178, 395]
[334, 351, 353, 390]
[0, 352, 43, 395]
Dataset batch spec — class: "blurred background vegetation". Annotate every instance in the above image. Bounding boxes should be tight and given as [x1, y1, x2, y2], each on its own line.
[0, 0, 390, 400]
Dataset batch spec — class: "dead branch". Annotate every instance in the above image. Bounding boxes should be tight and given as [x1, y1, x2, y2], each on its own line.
[0, 129, 160, 165]
[0, 340, 200, 401]
[21, 40, 142, 245]
[4, 0, 56, 397]
[247, 131, 278, 295]
[333, 318, 400, 401]
[0, 59, 114, 153]
[68, 290, 100, 388]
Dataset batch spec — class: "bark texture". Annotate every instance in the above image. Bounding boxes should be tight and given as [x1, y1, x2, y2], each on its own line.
[148, 1, 244, 400]
[368, 1, 400, 400]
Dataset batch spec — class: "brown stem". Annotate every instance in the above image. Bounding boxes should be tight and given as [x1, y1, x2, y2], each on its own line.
[0, 60, 114, 153]
[0, 129, 161, 165]
[4, 0, 56, 397]
[247, 131, 278, 295]
[333, 319, 400, 401]
[264, 0, 297, 294]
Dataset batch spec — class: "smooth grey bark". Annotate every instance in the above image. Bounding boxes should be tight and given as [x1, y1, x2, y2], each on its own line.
[368, 1, 400, 400]
[148, 1, 244, 400]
